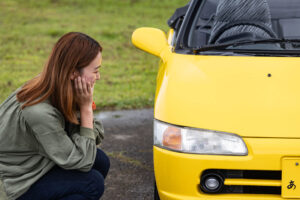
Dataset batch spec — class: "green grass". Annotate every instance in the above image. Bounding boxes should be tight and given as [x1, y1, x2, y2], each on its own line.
[0, 0, 187, 110]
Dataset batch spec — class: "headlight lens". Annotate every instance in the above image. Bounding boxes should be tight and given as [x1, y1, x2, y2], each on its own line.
[154, 120, 248, 155]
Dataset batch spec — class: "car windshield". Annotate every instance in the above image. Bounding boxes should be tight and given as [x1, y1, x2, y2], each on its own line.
[186, 0, 300, 54]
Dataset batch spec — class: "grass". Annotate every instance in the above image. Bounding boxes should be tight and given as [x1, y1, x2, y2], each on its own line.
[0, 0, 187, 110]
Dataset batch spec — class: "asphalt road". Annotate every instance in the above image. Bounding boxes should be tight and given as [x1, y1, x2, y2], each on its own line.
[95, 109, 154, 200]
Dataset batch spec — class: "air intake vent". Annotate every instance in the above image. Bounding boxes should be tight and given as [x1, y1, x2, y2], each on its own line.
[200, 169, 281, 195]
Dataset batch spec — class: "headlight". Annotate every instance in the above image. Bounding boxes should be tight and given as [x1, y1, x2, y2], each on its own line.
[154, 120, 248, 155]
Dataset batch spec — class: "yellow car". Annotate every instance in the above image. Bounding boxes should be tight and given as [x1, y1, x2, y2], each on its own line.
[132, 0, 300, 199]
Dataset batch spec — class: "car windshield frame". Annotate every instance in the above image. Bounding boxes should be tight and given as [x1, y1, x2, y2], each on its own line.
[175, 0, 300, 56]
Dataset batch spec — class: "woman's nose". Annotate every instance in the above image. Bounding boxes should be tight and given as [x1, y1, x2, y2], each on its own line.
[96, 73, 100, 80]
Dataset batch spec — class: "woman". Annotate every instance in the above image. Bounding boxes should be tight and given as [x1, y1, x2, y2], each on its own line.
[0, 32, 110, 200]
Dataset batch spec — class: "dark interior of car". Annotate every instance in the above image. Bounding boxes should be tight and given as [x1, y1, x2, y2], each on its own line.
[179, 0, 300, 48]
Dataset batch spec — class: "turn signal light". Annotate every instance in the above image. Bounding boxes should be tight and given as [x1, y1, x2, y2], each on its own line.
[162, 126, 182, 150]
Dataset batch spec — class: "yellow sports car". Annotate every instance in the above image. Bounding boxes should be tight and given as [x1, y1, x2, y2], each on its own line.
[132, 0, 300, 199]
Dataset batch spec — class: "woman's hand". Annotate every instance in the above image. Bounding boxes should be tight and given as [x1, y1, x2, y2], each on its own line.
[74, 76, 93, 109]
[74, 76, 94, 129]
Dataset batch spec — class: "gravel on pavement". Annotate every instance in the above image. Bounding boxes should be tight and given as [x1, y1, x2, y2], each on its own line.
[95, 109, 154, 200]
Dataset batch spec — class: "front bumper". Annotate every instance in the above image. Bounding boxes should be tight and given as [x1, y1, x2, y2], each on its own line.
[154, 137, 300, 200]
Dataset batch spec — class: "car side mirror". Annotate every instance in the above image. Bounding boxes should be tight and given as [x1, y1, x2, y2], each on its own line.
[132, 27, 168, 57]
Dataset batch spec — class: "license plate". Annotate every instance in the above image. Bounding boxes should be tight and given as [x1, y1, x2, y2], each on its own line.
[282, 157, 300, 198]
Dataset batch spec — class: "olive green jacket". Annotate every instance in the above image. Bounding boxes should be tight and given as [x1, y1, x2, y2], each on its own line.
[0, 89, 104, 200]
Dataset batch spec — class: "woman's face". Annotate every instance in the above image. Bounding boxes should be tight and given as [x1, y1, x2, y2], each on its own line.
[80, 51, 102, 87]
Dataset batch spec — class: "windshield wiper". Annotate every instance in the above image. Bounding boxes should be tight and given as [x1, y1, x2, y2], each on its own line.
[193, 38, 300, 52]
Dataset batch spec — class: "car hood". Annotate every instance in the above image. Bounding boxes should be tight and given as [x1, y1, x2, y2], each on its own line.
[154, 53, 300, 138]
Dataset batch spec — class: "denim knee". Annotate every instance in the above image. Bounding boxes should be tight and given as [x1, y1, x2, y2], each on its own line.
[87, 170, 105, 200]
[94, 148, 110, 178]
[101, 149, 110, 178]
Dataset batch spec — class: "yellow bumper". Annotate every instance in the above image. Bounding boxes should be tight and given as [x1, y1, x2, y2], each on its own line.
[154, 137, 300, 200]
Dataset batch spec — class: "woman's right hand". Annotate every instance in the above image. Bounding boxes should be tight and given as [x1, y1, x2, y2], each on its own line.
[74, 76, 94, 128]
[74, 76, 93, 110]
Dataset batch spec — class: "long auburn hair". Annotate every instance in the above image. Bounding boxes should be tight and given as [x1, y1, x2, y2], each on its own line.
[17, 32, 102, 124]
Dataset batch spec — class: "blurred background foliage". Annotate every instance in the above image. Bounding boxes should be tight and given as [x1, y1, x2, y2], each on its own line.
[0, 0, 187, 110]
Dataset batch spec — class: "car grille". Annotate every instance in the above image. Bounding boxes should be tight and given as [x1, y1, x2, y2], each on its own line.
[200, 169, 281, 195]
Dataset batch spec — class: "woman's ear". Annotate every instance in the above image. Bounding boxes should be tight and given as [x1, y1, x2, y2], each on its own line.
[70, 70, 80, 80]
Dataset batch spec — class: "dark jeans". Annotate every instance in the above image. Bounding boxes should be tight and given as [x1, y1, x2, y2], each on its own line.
[17, 148, 110, 200]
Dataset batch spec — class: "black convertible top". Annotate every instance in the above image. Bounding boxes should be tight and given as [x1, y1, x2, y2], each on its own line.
[167, 3, 189, 29]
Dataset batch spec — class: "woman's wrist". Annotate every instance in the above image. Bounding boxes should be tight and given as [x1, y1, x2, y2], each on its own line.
[80, 103, 93, 112]
[80, 106, 93, 129]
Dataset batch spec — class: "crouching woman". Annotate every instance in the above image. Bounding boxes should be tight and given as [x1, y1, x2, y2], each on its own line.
[0, 32, 110, 200]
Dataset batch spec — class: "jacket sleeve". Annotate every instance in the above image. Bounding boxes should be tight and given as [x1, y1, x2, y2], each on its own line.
[93, 119, 104, 145]
[67, 116, 104, 145]
[21, 103, 97, 172]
